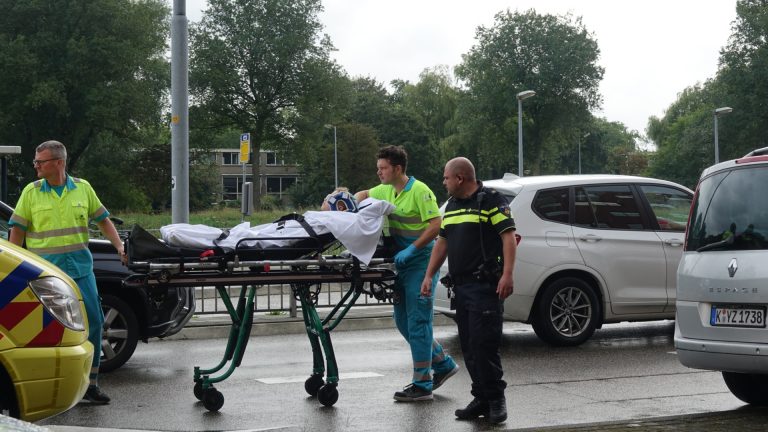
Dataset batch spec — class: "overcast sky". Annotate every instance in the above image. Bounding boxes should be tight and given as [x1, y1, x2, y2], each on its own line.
[183, 0, 738, 136]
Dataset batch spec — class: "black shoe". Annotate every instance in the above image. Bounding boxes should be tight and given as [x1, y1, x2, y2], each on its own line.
[83, 385, 111, 405]
[488, 398, 507, 424]
[432, 364, 460, 391]
[455, 398, 489, 420]
[393, 384, 433, 402]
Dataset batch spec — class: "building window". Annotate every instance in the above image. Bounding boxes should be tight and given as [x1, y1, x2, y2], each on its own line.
[222, 152, 242, 165]
[266, 176, 298, 197]
[282, 177, 296, 190]
[265, 151, 278, 166]
[222, 175, 253, 200]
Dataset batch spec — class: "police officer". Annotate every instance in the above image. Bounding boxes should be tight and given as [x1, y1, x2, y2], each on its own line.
[356, 145, 459, 402]
[421, 157, 516, 423]
[9, 140, 126, 405]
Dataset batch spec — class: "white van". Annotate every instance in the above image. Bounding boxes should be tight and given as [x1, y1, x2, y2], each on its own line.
[675, 147, 768, 405]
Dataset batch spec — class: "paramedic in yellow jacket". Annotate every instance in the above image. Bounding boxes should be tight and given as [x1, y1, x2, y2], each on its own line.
[356, 145, 459, 402]
[9, 140, 126, 405]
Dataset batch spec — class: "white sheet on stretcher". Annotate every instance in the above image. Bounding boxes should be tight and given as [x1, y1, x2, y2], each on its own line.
[159, 198, 395, 265]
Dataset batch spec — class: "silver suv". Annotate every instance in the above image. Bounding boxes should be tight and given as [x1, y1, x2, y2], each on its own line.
[675, 148, 768, 405]
[434, 174, 693, 346]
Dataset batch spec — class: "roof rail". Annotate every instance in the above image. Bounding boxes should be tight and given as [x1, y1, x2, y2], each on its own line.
[744, 147, 768, 157]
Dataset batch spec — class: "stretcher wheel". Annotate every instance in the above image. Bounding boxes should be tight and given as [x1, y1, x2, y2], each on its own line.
[317, 383, 338, 407]
[193, 381, 204, 401]
[304, 374, 325, 396]
[203, 388, 224, 412]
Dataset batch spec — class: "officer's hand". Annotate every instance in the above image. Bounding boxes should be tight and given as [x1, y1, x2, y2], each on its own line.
[394, 244, 417, 269]
[420, 277, 432, 297]
[496, 273, 513, 300]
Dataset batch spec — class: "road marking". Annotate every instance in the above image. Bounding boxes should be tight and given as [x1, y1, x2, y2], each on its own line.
[256, 371, 383, 384]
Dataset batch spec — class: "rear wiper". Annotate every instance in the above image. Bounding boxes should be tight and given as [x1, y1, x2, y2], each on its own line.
[696, 234, 735, 252]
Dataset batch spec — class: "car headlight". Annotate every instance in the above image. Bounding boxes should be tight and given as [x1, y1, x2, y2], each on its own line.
[29, 276, 85, 331]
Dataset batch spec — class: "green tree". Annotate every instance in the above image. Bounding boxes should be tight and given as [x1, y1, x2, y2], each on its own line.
[335, 123, 380, 193]
[341, 77, 443, 194]
[292, 122, 380, 208]
[716, 0, 768, 156]
[190, 0, 336, 209]
[0, 0, 169, 194]
[454, 9, 604, 176]
[391, 67, 460, 196]
[646, 84, 719, 188]
[647, 1, 768, 187]
[393, 66, 459, 146]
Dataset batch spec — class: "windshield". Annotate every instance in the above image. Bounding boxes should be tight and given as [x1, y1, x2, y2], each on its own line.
[685, 166, 768, 251]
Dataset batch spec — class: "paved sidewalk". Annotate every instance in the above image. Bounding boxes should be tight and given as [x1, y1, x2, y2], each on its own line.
[513, 407, 768, 431]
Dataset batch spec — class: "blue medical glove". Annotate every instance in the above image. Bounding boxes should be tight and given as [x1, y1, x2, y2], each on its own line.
[394, 244, 418, 268]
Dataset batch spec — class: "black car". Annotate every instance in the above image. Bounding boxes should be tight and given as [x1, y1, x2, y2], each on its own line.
[0, 200, 194, 372]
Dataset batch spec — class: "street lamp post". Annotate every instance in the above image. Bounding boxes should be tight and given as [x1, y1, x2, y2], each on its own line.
[578, 132, 590, 174]
[517, 90, 536, 177]
[714, 107, 733, 164]
[325, 124, 338, 188]
[578, 140, 581, 174]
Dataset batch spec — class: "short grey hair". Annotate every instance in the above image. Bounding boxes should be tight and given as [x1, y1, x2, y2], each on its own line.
[36, 140, 67, 161]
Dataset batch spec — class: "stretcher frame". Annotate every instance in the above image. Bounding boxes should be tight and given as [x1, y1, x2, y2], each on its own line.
[125, 227, 397, 412]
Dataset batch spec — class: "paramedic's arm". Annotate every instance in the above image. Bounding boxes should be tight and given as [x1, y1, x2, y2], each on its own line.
[354, 190, 369, 202]
[497, 229, 517, 300]
[420, 236, 448, 297]
[413, 216, 440, 249]
[9, 226, 25, 247]
[97, 218, 127, 265]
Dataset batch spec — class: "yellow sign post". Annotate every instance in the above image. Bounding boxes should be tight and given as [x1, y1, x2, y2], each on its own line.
[239, 133, 251, 164]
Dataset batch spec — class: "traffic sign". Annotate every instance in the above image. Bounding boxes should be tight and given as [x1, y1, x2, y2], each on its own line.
[239, 133, 250, 164]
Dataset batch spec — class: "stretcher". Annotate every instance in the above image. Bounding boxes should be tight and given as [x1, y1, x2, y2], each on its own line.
[124, 213, 397, 412]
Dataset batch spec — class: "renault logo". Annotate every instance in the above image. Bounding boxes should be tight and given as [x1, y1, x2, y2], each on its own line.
[728, 258, 738, 278]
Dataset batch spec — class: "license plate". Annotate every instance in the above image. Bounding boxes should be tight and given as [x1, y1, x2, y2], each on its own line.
[710, 305, 767, 328]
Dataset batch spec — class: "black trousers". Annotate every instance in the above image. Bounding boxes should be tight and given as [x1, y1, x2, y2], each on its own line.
[454, 280, 506, 400]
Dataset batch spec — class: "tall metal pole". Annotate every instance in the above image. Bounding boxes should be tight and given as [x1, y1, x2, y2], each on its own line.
[578, 139, 582, 174]
[713, 107, 733, 164]
[518, 98, 523, 177]
[516, 90, 535, 177]
[714, 114, 719, 164]
[333, 126, 338, 188]
[171, 0, 189, 223]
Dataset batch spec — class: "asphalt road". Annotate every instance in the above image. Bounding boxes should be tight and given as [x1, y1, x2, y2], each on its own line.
[38, 320, 750, 431]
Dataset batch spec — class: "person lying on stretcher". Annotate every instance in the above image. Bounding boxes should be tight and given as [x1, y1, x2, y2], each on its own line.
[320, 187, 358, 212]
[159, 189, 392, 264]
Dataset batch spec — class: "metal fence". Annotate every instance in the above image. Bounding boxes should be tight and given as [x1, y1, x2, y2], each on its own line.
[193, 281, 388, 318]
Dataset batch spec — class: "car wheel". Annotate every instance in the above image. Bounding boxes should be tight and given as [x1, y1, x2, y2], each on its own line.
[532, 277, 600, 346]
[99, 294, 139, 373]
[0, 368, 19, 418]
[722, 372, 768, 405]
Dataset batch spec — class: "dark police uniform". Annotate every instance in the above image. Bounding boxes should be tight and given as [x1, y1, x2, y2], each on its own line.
[440, 182, 515, 402]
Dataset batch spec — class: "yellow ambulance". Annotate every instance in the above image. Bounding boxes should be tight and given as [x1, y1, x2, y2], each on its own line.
[0, 238, 92, 422]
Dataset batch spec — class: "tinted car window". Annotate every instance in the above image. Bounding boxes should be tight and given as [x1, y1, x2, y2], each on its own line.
[686, 167, 768, 251]
[574, 185, 644, 230]
[532, 187, 569, 223]
[639, 185, 692, 231]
